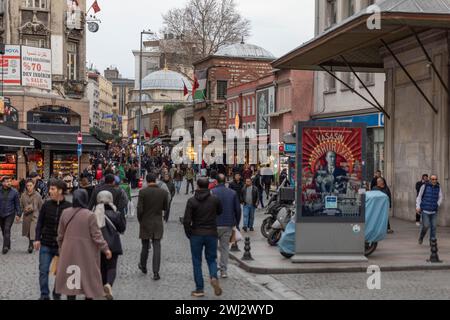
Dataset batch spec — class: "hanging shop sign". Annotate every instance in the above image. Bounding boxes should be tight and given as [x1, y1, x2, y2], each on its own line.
[0, 45, 21, 86]
[21, 46, 52, 91]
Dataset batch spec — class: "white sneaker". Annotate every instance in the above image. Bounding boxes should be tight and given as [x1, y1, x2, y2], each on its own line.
[416, 222, 421, 227]
[103, 284, 113, 300]
[220, 271, 228, 279]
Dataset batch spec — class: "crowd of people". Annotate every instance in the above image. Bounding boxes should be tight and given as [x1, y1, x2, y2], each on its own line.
[0, 148, 282, 300]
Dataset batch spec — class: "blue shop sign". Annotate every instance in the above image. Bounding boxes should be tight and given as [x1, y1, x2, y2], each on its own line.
[316, 113, 384, 128]
[284, 144, 296, 153]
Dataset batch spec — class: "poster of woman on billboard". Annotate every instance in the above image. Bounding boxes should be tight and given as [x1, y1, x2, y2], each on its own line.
[298, 123, 366, 219]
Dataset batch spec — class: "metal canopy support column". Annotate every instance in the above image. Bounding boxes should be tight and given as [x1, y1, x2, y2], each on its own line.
[381, 39, 438, 114]
[410, 28, 450, 95]
[319, 65, 387, 114]
[340, 55, 390, 120]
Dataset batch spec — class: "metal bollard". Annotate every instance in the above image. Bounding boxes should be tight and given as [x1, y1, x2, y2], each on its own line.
[242, 237, 254, 261]
[427, 239, 443, 263]
[230, 241, 240, 252]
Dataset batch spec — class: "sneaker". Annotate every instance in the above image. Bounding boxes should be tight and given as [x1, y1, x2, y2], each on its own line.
[138, 263, 148, 275]
[243, 227, 248, 232]
[418, 237, 424, 245]
[38, 296, 50, 301]
[153, 273, 161, 281]
[210, 278, 223, 296]
[387, 229, 394, 234]
[416, 222, 421, 227]
[250, 227, 254, 232]
[103, 284, 113, 300]
[2, 248, 9, 255]
[220, 271, 228, 279]
[191, 290, 205, 298]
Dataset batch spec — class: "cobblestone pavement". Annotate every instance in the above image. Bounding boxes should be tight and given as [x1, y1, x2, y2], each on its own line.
[0, 185, 274, 300]
[2, 182, 450, 300]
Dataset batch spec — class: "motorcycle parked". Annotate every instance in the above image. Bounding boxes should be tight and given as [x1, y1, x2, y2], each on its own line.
[261, 179, 294, 239]
[267, 206, 295, 246]
[277, 191, 389, 258]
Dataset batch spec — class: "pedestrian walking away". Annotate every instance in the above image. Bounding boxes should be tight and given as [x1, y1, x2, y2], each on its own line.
[94, 191, 126, 300]
[185, 165, 195, 195]
[137, 174, 169, 280]
[0, 176, 22, 254]
[55, 189, 112, 300]
[34, 179, 72, 300]
[417, 175, 443, 245]
[211, 174, 241, 278]
[20, 179, 43, 253]
[183, 178, 223, 298]
[372, 177, 394, 234]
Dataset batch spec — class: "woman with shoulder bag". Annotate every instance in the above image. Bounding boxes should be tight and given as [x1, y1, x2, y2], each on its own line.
[94, 190, 126, 300]
[55, 189, 112, 300]
[20, 179, 43, 253]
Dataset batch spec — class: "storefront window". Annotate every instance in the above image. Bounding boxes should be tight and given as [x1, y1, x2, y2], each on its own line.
[0, 153, 17, 179]
[52, 153, 78, 177]
[27, 150, 44, 177]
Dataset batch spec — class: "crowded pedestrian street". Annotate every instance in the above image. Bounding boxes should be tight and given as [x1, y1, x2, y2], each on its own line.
[1, 181, 450, 301]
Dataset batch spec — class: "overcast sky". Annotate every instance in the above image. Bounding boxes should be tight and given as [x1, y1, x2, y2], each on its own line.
[86, 0, 315, 79]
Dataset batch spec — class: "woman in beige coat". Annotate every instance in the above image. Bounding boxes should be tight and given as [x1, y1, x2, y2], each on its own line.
[55, 189, 112, 300]
[20, 179, 43, 253]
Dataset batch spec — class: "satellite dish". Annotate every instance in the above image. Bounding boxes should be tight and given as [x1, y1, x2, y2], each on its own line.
[88, 22, 99, 33]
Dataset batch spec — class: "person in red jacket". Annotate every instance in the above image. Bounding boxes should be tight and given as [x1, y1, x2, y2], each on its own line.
[95, 164, 103, 182]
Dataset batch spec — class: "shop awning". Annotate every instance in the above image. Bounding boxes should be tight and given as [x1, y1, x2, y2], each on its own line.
[272, 0, 450, 73]
[27, 132, 107, 152]
[0, 125, 35, 148]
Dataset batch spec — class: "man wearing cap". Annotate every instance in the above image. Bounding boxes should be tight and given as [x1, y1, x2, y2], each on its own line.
[29, 172, 48, 199]
[0, 176, 22, 254]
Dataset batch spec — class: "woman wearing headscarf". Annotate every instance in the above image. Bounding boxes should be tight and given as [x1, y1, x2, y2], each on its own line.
[20, 179, 43, 253]
[55, 189, 112, 300]
[94, 190, 126, 300]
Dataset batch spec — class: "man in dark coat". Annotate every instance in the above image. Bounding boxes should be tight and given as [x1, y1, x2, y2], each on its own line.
[211, 174, 241, 278]
[183, 178, 223, 298]
[137, 173, 168, 280]
[228, 173, 244, 203]
[0, 176, 21, 254]
[162, 174, 176, 223]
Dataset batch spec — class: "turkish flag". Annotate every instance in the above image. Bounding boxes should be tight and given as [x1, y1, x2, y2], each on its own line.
[192, 76, 199, 98]
[92, 0, 101, 13]
[183, 82, 189, 96]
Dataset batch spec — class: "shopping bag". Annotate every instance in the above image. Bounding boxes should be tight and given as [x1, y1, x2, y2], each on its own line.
[229, 227, 243, 243]
[49, 256, 59, 276]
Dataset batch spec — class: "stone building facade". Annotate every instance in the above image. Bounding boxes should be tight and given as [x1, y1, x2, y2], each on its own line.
[0, 0, 105, 180]
[193, 42, 275, 133]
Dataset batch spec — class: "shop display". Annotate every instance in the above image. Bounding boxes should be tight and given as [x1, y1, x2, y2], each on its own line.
[27, 151, 44, 177]
[0, 153, 17, 178]
[52, 153, 78, 176]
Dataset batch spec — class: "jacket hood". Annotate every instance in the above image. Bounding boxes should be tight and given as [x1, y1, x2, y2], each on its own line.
[72, 189, 89, 209]
[195, 189, 211, 202]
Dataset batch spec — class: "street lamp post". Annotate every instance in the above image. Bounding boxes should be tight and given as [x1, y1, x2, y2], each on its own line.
[138, 29, 154, 178]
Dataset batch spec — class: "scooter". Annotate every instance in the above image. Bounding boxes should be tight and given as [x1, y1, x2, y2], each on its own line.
[277, 191, 389, 258]
[260, 179, 294, 239]
[267, 206, 295, 246]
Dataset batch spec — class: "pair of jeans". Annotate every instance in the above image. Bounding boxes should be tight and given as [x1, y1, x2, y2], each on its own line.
[243, 204, 256, 229]
[420, 213, 438, 242]
[186, 179, 194, 194]
[217, 227, 233, 273]
[175, 181, 182, 194]
[190, 235, 218, 291]
[101, 253, 119, 286]
[140, 239, 161, 274]
[39, 245, 59, 299]
[0, 214, 15, 249]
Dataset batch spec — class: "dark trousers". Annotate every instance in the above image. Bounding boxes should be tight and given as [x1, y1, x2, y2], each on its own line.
[264, 183, 271, 199]
[190, 235, 218, 291]
[416, 212, 421, 223]
[164, 199, 173, 222]
[140, 239, 161, 274]
[0, 214, 15, 249]
[186, 179, 194, 194]
[257, 188, 264, 208]
[101, 253, 119, 286]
